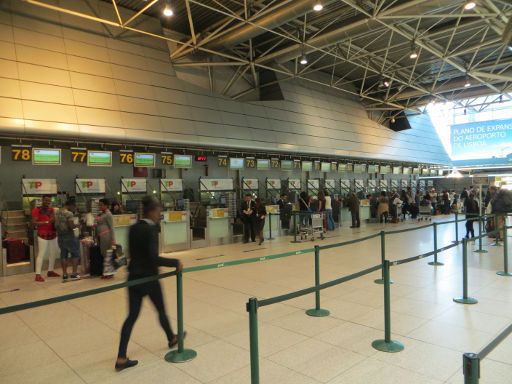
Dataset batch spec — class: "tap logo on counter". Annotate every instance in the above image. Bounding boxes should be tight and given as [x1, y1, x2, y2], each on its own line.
[29, 181, 43, 189]
[22, 179, 58, 195]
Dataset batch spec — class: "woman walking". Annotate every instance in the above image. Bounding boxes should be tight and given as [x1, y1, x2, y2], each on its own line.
[464, 193, 479, 239]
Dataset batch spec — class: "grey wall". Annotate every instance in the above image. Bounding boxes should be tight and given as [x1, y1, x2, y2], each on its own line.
[0, 0, 450, 190]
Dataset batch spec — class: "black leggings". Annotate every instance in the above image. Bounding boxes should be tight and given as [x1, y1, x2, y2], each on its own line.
[465, 219, 475, 238]
[118, 280, 174, 358]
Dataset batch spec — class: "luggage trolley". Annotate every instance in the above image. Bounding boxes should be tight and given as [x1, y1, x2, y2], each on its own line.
[418, 203, 433, 221]
[298, 212, 325, 241]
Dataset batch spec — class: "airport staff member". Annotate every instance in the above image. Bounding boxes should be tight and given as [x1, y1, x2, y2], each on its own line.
[241, 193, 256, 243]
[116, 195, 183, 371]
[32, 195, 60, 282]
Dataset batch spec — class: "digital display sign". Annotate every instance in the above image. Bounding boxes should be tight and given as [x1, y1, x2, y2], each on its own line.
[381, 165, 391, 174]
[88, 151, 112, 167]
[403, 167, 412, 175]
[346, 163, 354, 172]
[134, 153, 155, 167]
[229, 157, 244, 169]
[354, 164, 366, 173]
[338, 163, 347, 173]
[280, 160, 293, 170]
[32, 148, 61, 165]
[257, 159, 270, 170]
[302, 161, 313, 171]
[174, 155, 192, 168]
[368, 165, 377, 173]
[321, 162, 331, 172]
[195, 155, 207, 162]
[393, 166, 402, 175]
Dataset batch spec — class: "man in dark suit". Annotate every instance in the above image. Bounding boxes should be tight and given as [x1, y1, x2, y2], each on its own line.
[115, 196, 183, 371]
[240, 193, 256, 243]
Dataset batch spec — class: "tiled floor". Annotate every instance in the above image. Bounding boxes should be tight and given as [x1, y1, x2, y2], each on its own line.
[1, 215, 511, 383]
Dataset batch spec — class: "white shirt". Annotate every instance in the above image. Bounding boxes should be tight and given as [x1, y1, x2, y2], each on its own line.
[324, 196, 332, 210]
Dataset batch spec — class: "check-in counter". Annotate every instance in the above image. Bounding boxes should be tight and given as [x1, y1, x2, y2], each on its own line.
[161, 211, 190, 252]
[263, 205, 280, 238]
[207, 208, 231, 246]
[360, 199, 370, 221]
[113, 214, 138, 256]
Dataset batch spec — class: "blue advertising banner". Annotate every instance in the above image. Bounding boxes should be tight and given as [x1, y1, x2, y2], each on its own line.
[451, 119, 512, 166]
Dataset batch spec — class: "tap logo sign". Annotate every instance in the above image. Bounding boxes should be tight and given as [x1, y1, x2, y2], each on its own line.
[75, 179, 106, 194]
[122, 179, 147, 193]
[22, 179, 58, 195]
[160, 179, 183, 192]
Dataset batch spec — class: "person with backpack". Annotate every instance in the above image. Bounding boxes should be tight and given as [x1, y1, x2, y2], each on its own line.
[55, 200, 81, 281]
[32, 195, 60, 282]
[464, 193, 479, 239]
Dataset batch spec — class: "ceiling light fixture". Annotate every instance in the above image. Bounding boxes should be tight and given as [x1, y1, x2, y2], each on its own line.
[464, 1, 476, 10]
[313, 1, 323, 11]
[383, 79, 390, 87]
[464, 72, 471, 87]
[163, 1, 173, 16]
[390, 117, 396, 123]
[300, 55, 308, 65]
[409, 42, 418, 59]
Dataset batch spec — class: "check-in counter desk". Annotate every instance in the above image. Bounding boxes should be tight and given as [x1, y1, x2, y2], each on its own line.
[263, 205, 281, 238]
[161, 211, 190, 252]
[207, 208, 232, 246]
[113, 214, 138, 256]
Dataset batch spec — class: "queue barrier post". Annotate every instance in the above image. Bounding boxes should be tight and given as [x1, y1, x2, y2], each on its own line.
[372, 260, 404, 353]
[453, 239, 478, 305]
[428, 222, 444, 266]
[268, 213, 274, 240]
[375, 231, 393, 285]
[463, 353, 480, 384]
[165, 272, 198, 363]
[247, 297, 260, 384]
[292, 213, 299, 243]
[474, 217, 488, 254]
[306, 245, 330, 317]
[497, 223, 512, 277]
[452, 213, 459, 244]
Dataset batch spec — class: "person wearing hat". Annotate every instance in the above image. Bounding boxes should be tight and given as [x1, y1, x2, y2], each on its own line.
[115, 195, 183, 371]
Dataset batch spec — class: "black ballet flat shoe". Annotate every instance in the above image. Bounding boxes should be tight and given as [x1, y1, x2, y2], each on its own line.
[115, 359, 138, 372]
[168, 331, 187, 349]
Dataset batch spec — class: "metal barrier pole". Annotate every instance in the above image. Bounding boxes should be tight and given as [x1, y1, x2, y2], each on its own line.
[452, 213, 459, 244]
[268, 213, 273, 240]
[474, 217, 488, 254]
[292, 213, 299, 243]
[247, 297, 260, 384]
[372, 260, 404, 353]
[453, 239, 478, 305]
[165, 272, 198, 363]
[463, 353, 480, 384]
[375, 231, 393, 285]
[429, 222, 444, 266]
[306, 245, 330, 317]
[497, 224, 511, 277]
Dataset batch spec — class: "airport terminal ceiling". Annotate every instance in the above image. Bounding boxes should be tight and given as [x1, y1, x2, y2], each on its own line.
[22, 0, 512, 123]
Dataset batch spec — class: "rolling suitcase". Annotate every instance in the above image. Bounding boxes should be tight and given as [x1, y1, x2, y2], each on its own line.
[89, 245, 103, 276]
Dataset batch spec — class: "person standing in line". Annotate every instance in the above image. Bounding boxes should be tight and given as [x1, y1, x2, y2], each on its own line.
[377, 191, 390, 223]
[277, 193, 291, 230]
[240, 194, 256, 243]
[55, 200, 81, 281]
[116, 196, 183, 371]
[32, 195, 60, 282]
[347, 192, 361, 228]
[464, 193, 479, 239]
[96, 198, 116, 279]
[254, 198, 267, 245]
[324, 190, 335, 231]
[317, 190, 327, 232]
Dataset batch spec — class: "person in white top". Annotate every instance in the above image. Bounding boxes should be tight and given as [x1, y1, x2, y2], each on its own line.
[324, 190, 335, 231]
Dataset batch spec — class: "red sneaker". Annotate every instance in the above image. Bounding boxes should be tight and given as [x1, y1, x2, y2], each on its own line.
[47, 271, 60, 277]
[35, 274, 45, 282]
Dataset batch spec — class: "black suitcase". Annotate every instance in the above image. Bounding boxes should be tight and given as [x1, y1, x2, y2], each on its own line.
[89, 245, 103, 276]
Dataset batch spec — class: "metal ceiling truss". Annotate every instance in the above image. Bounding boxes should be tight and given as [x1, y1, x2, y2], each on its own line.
[21, 0, 512, 120]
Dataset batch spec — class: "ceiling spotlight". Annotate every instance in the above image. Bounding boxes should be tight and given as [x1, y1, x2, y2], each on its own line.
[313, 1, 323, 11]
[300, 55, 308, 65]
[464, 74, 471, 87]
[163, 1, 173, 16]
[409, 49, 418, 59]
[383, 79, 390, 87]
[464, 1, 476, 10]
[508, 45, 512, 52]
[390, 117, 396, 123]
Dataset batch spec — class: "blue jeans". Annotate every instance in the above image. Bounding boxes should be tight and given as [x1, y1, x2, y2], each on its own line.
[326, 209, 335, 230]
[58, 235, 80, 260]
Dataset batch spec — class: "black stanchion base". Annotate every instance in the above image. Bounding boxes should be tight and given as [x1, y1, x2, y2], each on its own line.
[305, 308, 330, 317]
[374, 278, 394, 285]
[453, 297, 478, 305]
[497, 271, 512, 277]
[428, 261, 444, 266]
[474, 249, 488, 254]
[165, 349, 197, 363]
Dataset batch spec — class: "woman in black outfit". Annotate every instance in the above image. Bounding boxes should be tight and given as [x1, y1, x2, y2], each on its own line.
[115, 196, 183, 371]
[254, 198, 267, 245]
[464, 193, 479, 239]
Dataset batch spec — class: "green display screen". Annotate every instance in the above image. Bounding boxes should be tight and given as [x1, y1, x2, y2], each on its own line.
[174, 155, 192, 168]
[88, 151, 112, 167]
[346, 163, 354, 172]
[338, 163, 347, 172]
[32, 148, 61, 165]
[413, 167, 420, 174]
[229, 158, 244, 169]
[302, 161, 313, 171]
[257, 159, 270, 170]
[368, 165, 376, 173]
[134, 153, 155, 167]
[321, 162, 331, 172]
[393, 166, 402, 175]
[403, 167, 411, 175]
[354, 164, 366, 173]
[381, 165, 391, 174]
[280, 160, 293, 170]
